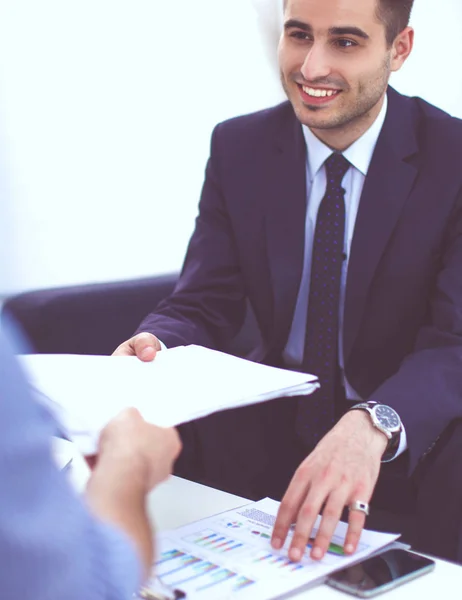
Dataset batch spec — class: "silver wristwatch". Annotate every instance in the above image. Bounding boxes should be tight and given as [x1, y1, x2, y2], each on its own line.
[350, 401, 402, 462]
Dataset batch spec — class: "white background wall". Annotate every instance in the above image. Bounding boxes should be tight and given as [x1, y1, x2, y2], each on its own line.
[1, 0, 461, 295]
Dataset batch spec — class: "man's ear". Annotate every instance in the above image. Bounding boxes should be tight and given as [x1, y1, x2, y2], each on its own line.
[390, 27, 414, 73]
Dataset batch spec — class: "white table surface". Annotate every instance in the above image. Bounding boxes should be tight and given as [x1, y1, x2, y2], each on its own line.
[148, 476, 462, 599]
[63, 449, 462, 598]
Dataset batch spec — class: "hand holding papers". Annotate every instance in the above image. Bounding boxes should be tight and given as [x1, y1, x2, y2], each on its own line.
[20, 345, 319, 455]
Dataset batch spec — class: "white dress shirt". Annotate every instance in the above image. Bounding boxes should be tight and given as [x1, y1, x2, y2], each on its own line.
[282, 96, 407, 458]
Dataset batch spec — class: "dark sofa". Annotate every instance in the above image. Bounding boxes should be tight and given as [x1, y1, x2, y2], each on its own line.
[1, 272, 261, 358]
[2, 273, 179, 355]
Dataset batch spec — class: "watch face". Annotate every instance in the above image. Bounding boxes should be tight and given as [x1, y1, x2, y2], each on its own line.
[375, 405, 400, 430]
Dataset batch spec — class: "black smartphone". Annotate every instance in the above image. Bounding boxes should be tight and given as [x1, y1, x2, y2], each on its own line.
[326, 548, 435, 597]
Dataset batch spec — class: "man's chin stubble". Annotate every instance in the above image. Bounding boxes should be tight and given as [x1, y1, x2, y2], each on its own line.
[305, 105, 323, 112]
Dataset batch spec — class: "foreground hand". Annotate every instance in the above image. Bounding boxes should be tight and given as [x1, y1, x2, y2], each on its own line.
[97, 408, 182, 489]
[113, 331, 161, 362]
[86, 409, 181, 576]
[271, 411, 387, 562]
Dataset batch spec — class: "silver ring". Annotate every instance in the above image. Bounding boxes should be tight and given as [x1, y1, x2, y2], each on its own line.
[349, 500, 370, 516]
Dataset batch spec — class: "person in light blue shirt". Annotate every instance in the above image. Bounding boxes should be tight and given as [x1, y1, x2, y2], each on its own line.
[0, 327, 181, 600]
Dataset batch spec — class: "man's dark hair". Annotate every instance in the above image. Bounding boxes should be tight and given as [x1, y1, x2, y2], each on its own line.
[376, 0, 414, 46]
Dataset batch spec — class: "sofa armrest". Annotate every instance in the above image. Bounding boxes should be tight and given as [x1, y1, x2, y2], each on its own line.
[2, 271, 262, 358]
[2, 274, 179, 355]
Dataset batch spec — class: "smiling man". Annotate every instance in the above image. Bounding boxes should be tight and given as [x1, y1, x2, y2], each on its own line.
[278, 0, 409, 148]
[115, 0, 462, 564]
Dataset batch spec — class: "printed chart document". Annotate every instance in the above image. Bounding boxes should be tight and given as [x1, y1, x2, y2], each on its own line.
[141, 498, 399, 600]
[19, 345, 319, 455]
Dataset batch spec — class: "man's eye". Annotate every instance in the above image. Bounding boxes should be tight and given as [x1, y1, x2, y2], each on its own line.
[289, 31, 311, 42]
[335, 38, 357, 49]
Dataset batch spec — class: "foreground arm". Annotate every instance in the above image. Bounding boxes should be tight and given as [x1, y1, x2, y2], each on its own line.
[86, 409, 181, 575]
[0, 331, 180, 599]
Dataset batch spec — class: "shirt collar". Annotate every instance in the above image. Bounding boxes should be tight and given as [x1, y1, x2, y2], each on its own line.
[302, 94, 388, 179]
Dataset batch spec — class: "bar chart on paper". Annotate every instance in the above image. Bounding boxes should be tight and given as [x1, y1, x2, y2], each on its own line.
[184, 530, 247, 554]
[141, 498, 399, 600]
[154, 548, 255, 595]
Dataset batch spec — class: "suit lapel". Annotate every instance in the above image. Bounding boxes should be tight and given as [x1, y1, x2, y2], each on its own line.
[264, 107, 307, 351]
[343, 88, 419, 364]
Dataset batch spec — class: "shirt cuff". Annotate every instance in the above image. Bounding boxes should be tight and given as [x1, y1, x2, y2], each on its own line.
[380, 418, 408, 462]
[392, 421, 408, 459]
[157, 338, 167, 351]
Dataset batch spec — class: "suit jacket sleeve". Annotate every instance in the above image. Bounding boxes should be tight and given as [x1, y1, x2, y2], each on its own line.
[368, 188, 462, 473]
[135, 124, 247, 349]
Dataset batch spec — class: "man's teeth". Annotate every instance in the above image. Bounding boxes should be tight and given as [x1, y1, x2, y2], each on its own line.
[302, 86, 337, 98]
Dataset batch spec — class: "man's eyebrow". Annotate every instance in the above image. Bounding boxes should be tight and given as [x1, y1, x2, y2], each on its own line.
[329, 26, 370, 40]
[284, 19, 313, 33]
[283, 20, 370, 41]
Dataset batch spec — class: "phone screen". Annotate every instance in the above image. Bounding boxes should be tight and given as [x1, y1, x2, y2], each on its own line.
[327, 549, 435, 597]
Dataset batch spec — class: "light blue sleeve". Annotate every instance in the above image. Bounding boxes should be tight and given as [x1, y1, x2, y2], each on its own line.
[0, 329, 142, 600]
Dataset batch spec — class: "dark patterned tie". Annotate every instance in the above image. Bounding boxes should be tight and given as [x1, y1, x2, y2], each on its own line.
[296, 152, 350, 448]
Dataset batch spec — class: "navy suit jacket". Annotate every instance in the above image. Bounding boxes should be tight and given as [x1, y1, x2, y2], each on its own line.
[138, 87, 462, 473]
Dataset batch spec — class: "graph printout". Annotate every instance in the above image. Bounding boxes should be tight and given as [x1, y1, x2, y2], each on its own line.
[142, 498, 399, 600]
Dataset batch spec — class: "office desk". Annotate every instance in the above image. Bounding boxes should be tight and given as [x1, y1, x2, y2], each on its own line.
[149, 476, 462, 599]
[64, 452, 462, 597]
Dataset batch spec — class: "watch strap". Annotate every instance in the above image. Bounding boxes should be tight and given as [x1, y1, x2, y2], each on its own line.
[381, 428, 401, 462]
[350, 401, 402, 462]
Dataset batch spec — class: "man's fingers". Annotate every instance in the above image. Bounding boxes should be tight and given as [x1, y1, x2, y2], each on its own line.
[113, 332, 160, 361]
[112, 340, 136, 356]
[344, 496, 371, 554]
[287, 482, 333, 562]
[272, 470, 310, 551]
[133, 333, 159, 361]
[310, 487, 349, 560]
[344, 510, 366, 554]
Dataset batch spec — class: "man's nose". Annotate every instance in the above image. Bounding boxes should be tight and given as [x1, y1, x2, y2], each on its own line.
[300, 43, 331, 82]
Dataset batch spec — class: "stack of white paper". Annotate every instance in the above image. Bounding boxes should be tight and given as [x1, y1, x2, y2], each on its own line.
[19, 345, 319, 455]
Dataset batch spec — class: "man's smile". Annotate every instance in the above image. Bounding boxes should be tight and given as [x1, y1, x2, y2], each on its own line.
[297, 83, 342, 104]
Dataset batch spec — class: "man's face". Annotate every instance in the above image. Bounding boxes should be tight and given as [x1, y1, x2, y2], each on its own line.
[279, 0, 397, 138]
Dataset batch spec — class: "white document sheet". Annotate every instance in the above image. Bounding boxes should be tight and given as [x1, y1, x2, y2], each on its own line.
[51, 437, 91, 492]
[51, 437, 75, 471]
[141, 497, 399, 600]
[19, 345, 319, 455]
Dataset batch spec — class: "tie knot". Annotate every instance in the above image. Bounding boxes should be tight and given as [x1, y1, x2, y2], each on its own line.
[324, 153, 350, 187]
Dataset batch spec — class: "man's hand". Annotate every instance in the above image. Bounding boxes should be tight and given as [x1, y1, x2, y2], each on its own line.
[113, 332, 161, 362]
[86, 409, 182, 575]
[96, 407, 182, 489]
[271, 410, 387, 562]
